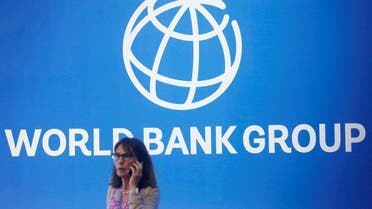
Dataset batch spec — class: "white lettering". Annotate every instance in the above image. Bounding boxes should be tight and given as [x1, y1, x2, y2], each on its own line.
[345, 123, 366, 152]
[143, 128, 164, 155]
[93, 128, 111, 156]
[292, 124, 316, 153]
[5, 129, 41, 157]
[2, 123, 366, 157]
[42, 129, 66, 156]
[243, 125, 265, 154]
[112, 128, 133, 150]
[68, 129, 91, 156]
[268, 125, 291, 153]
[319, 123, 341, 152]
[216, 126, 237, 154]
[190, 126, 212, 154]
[165, 127, 189, 155]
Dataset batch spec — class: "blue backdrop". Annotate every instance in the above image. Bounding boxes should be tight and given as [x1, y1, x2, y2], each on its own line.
[0, 0, 371, 209]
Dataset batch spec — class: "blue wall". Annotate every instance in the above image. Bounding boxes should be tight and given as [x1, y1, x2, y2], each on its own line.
[0, 0, 370, 209]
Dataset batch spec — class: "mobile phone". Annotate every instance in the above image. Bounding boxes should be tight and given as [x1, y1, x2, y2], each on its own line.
[128, 170, 132, 177]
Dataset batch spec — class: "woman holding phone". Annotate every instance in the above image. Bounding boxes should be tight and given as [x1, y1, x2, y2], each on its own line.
[107, 137, 160, 209]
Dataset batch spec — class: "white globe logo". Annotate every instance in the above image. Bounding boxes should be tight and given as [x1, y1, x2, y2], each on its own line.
[123, 0, 242, 110]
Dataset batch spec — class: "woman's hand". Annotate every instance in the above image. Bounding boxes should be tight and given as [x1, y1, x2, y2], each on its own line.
[129, 160, 143, 189]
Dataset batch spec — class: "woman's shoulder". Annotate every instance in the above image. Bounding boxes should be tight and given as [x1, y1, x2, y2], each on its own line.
[107, 186, 119, 199]
[140, 186, 160, 196]
[107, 185, 116, 193]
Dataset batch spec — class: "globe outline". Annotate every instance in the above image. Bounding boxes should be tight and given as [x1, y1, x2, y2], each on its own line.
[123, 0, 242, 110]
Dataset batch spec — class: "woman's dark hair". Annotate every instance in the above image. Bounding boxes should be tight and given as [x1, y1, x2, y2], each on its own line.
[109, 137, 157, 189]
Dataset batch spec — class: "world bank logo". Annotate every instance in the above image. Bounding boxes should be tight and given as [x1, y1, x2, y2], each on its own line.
[123, 0, 242, 110]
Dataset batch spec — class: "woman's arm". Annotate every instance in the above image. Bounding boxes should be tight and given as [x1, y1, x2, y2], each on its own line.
[128, 187, 160, 209]
[107, 186, 114, 209]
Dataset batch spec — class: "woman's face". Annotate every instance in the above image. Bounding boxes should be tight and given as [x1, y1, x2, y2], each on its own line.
[114, 144, 137, 177]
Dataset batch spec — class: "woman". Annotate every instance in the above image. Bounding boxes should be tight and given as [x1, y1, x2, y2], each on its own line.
[107, 137, 160, 209]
